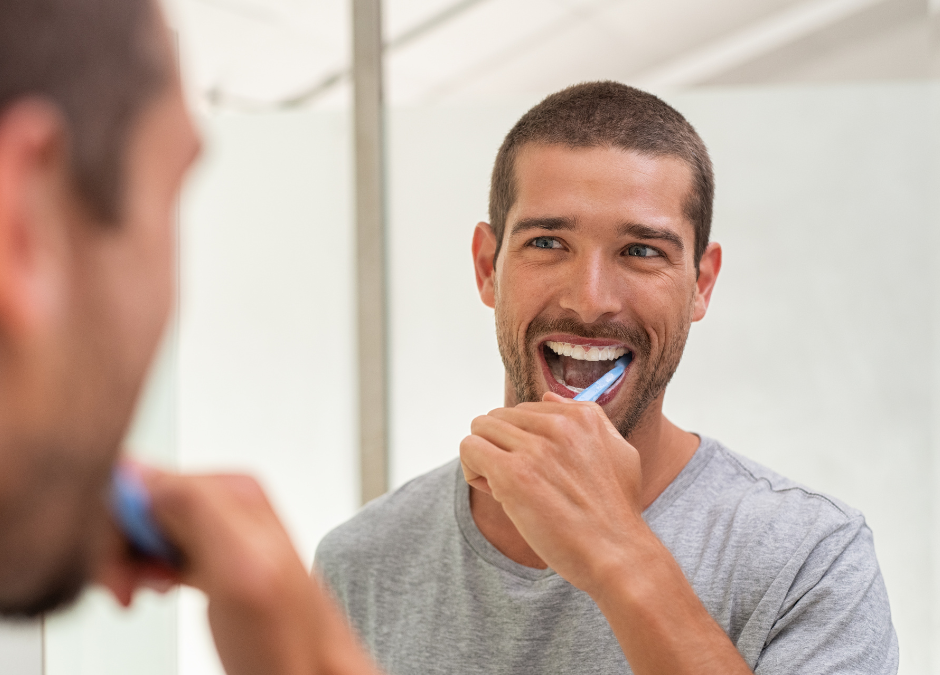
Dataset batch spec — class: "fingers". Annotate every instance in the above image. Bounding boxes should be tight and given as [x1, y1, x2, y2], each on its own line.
[140, 471, 301, 602]
[488, 399, 611, 443]
[95, 521, 181, 606]
[470, 413, 536, 451]
[542, 391, 572, 403]
[460, 433, 510, 497]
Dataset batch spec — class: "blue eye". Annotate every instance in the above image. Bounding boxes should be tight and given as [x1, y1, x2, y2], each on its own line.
[532, 237, 560, 250]
[627, 244, 660, 258]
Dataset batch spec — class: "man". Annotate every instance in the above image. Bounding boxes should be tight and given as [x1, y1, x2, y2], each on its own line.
[316, 81, 898, 674]
[0, 1, 378, 673]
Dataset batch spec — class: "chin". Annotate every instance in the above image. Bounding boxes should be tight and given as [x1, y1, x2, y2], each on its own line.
[0, 560, 87, 618]
[0, 463, 109, 618]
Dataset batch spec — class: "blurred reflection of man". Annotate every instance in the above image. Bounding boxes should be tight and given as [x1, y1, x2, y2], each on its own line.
[0, 1, 379, 673]
[316, 82, 898, 675]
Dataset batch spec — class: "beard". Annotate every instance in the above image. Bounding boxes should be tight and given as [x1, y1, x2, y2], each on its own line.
[495, 302, 692, 439]
[0, 550, 88, 618]
[0, 440, 111, 618]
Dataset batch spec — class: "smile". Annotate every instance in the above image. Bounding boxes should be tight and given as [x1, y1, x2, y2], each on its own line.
[540, 338, 632, 398]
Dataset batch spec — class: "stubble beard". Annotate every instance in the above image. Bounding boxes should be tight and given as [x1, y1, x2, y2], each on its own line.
[0, 293, 135, 617]
[495, 293, 693, 439]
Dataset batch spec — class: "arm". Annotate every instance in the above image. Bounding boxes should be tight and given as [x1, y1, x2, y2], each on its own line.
[459, 394, 751, 675]
[98, 470, 381, 675]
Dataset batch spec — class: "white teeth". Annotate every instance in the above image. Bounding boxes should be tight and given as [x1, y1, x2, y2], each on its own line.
[545, 341, 627, 361]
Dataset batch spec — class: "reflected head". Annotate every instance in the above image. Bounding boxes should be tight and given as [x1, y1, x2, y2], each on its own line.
[0, 0, 171, 223]
[0, 0, 187, 617]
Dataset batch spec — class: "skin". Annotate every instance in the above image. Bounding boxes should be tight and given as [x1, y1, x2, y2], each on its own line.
[0, 10, 379, 675]
[461, 144, 752, 673]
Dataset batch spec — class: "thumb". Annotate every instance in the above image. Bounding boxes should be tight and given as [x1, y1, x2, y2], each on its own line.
[542, 391, 574, 403]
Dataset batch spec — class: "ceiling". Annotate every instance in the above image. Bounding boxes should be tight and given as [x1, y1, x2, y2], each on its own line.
[161, 0, 939, 110]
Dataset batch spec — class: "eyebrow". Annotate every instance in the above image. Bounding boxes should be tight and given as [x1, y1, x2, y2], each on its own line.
[511, 217, 686, 252]
[618, 222, 685, 252]
[510, 216, 577, 237]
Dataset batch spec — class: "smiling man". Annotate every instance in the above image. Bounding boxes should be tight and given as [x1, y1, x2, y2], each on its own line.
[316, 82, 898, 674]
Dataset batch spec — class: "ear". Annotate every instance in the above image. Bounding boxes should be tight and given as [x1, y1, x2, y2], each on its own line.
[472, 222, 497, 309]
[0, 99, 71, 339]
[692, 242, 722, 322]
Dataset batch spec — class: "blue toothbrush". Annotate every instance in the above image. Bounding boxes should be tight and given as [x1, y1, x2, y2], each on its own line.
[573, 354, 632, 402]
[110, 465, 181, 567]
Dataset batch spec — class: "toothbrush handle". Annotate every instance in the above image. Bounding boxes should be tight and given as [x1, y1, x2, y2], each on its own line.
[110, 465, 181, 567]
[573, 355, 631, 402]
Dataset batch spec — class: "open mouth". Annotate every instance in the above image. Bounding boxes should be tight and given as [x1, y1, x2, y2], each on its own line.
[540, 338, 632, 400]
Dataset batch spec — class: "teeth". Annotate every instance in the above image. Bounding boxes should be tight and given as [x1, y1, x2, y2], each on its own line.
[545, 341, 627, 361]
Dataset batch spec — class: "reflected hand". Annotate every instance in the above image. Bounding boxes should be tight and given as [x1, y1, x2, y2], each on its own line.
[98, 467, 380, 675]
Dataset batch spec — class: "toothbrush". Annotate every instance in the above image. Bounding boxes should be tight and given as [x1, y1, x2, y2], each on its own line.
[110, 464, 180, 567]
[573, 354, 632, 402]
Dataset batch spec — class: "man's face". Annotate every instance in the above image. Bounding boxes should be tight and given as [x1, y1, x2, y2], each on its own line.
[0, 66, 199, 615]
[475, 144, 717, 438]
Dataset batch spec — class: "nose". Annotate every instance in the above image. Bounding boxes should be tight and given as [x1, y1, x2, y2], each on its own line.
[557, 252, 623, 325]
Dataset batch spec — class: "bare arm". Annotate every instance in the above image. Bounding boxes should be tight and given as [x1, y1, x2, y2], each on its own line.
[99, 470, 381, 675]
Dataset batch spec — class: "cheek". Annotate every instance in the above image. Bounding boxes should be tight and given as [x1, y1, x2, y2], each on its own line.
[140, 217, 175, 339]
[499, 264, 556, 319]
[629, 281, 693, 343]
[113, 212, 175, 363]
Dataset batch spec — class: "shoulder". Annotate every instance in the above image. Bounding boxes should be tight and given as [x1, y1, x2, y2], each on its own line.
[699, 437, 863, 535]
[662, 437, 879, 593]
[315, 458, 460, 574]
[698, 444, 899, 672]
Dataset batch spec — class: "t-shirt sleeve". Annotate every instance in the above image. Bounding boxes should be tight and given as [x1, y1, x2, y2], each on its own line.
[754, 516, 898, 675]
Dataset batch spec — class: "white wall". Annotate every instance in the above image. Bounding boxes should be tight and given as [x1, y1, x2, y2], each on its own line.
[385, 82, 939, 674]
[175, 108, 358, 675]
[0, 620, 41, 675]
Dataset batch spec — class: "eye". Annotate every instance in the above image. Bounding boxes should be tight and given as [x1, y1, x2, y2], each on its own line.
[626, 244, 661, 258]
[530, 236, 562, 250]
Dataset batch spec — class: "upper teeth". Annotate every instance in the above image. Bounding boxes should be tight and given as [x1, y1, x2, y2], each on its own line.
[545, 341, 627, 362]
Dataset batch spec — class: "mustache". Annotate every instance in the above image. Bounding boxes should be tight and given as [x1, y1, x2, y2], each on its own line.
[525, 316, 651, 354]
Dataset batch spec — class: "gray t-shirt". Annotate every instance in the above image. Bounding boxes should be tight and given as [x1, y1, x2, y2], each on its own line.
[316, 436, 898, 674]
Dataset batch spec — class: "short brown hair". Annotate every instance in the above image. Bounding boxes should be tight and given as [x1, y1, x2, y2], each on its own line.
[489, 81, 714, 266]
[0, 0, 171, 223]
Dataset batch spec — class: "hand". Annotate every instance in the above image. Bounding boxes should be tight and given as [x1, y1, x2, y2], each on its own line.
[459, 391, 646, 594]
[461, 396, 753, 675]
[97, 467, 380, 675]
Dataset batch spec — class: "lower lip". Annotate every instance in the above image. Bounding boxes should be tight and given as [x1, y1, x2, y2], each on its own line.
[538, 349, 629, 405]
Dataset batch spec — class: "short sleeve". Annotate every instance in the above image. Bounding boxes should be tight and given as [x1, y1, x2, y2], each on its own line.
[754, 517, 898, 675]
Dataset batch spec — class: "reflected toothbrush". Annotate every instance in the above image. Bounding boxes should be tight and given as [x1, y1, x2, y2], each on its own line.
[572, 354, 632, 402]
[110, 464, 181, 567]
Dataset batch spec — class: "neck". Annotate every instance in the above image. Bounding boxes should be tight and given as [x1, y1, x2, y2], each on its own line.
[469, 388, 699, 570]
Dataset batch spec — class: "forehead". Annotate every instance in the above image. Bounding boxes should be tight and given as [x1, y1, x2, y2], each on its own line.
[507, 144, 694, 239]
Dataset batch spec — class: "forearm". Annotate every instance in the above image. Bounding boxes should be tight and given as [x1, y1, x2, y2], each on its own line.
[207, 572, 380, 675]
[588, 528, 751, 675]
[139, 471, 382, 675]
